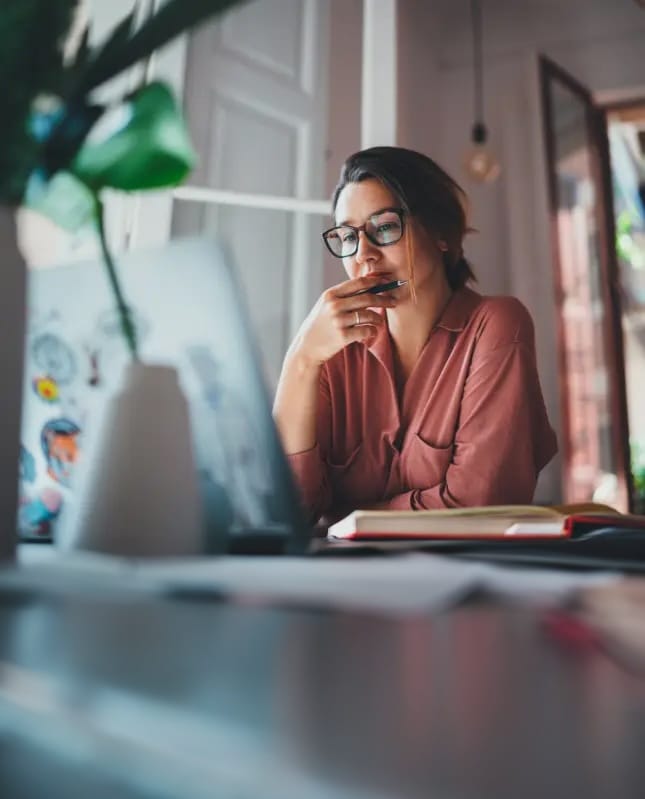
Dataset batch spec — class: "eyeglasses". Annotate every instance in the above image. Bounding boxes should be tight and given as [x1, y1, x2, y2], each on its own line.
[322, 208, 405, 258]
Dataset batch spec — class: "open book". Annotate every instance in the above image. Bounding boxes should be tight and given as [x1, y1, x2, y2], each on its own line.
[327, 503, 645, 541]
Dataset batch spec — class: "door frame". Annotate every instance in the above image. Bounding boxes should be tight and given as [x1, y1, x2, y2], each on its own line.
[539, 54, 632, 510]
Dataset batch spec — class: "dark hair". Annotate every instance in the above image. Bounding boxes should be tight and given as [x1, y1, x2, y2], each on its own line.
[332, 146, 476, 290]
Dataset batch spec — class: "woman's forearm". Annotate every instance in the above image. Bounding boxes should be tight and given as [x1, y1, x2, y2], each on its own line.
[273, 346, 323, 455]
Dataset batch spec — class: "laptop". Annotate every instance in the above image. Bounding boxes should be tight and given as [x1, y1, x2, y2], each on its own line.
[19, 237, 312, 555]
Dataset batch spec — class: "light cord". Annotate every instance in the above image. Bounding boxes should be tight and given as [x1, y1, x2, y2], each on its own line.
[470, 0, 484, 125]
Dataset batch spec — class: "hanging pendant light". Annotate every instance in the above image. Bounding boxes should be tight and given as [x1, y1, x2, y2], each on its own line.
[463, 0, 500, 183]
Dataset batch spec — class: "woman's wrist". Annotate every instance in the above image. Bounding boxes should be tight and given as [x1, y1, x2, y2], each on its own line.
[285, 342, 324, 376]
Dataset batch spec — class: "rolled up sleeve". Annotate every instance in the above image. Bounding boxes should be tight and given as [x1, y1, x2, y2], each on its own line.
[285, 367, 333, 522]
[286, 443, 331, 523]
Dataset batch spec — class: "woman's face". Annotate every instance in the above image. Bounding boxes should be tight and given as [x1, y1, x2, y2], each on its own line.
[333, 178, 443, 289]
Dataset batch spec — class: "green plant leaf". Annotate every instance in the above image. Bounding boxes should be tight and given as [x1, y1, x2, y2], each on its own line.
[69, 0, 248, 99]
[83, 10, 135, 78]
[71, 81, 195, 191]
[39, 101, 105, 179]
[0, 0, 78, 204]
[70, 24, 91, 72]
[24, 170, 96, 232]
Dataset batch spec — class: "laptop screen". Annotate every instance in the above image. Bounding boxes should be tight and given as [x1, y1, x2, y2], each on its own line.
[19, 237, 309, 554]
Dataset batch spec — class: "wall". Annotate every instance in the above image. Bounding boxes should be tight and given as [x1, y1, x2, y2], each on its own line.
[427, 0, 645, 502]
[396, 0, 441, 156]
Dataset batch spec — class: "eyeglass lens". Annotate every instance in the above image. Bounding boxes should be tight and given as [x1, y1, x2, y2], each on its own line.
[324, 209, 403, 257]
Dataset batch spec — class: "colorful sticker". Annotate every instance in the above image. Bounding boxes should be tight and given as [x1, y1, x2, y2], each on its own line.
[18, 486, 63, 538]
[19, 445, 36, 484]
[32, 374, 60, 403]
[31, 333, 76, 385]
[40, 418, 81, 488]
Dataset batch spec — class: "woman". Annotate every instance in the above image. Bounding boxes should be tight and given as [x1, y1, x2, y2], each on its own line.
[273, 146, 557, 523]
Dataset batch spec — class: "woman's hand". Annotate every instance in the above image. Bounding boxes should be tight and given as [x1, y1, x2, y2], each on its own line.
[289, 273, 398, 366]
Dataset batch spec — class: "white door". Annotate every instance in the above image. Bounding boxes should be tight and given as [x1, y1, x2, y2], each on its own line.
[172, 0, 331, 388]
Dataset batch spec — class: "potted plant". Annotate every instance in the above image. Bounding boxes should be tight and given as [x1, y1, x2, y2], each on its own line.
[0, 0, 245, 560]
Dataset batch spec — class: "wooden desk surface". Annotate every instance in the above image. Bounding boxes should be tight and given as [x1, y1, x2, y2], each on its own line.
[1, 577, 645, 798]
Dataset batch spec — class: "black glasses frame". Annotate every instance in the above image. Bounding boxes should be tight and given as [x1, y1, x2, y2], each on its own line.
[321, 207, 406, 258]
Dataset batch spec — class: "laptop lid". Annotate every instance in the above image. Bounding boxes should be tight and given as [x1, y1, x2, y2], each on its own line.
[19, 237, 310, 554]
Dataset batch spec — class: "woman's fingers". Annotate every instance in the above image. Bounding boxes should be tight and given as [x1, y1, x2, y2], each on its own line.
[342, 308, 384, 329]
[326, 289, 396, 317]
[344, 293, 397, 312]
[291, 275, 396, 365]
[347, 323, 380, 344]
[328, 272, 392, 298]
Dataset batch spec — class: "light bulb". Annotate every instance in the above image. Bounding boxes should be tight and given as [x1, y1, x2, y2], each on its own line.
[464, 144, 501, 183]
[463, 122, 501, 183]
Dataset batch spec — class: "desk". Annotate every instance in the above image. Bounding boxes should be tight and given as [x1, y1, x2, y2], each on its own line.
[1, 565, 645, 798]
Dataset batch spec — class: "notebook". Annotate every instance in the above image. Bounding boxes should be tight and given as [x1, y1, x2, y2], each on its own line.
[327, 503, 645, 541]
[19, 237, 311, 554]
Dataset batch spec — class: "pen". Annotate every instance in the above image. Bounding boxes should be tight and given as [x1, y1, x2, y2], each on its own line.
[350, 279, 408, 296]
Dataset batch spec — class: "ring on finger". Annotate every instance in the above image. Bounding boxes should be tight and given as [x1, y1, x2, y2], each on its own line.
[355, 310, 361, 326]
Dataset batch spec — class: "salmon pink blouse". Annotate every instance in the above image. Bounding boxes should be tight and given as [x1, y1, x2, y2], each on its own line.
[287, 286, 557, 523]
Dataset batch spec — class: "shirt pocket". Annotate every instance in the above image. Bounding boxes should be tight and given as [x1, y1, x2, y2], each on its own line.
[401, 433, 453, 491]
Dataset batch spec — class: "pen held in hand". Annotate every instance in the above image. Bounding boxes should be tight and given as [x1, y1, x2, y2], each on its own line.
[349, 279, 408, 296]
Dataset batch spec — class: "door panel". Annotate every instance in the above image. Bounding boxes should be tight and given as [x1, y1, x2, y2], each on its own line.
[173, 0, 330, 390]
[540, 55, 630, 510]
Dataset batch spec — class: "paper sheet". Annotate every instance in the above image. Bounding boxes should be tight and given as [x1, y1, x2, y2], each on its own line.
[8, 545, 618, 617]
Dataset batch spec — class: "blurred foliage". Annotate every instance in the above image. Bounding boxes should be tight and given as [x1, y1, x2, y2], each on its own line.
[631, 440, 645, 513]
[0, 0, 246, 204]
[0, 0, 246, 359]
[0, 0, 78, 204]
[616, 209, 645, 270]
